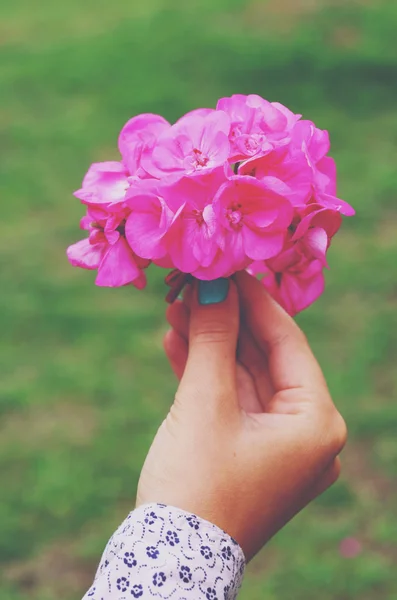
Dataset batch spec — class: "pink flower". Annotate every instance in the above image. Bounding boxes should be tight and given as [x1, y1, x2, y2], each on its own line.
[213, 175, 293, 267]
[67, 99, 353, 309]
[268, 256, 325, 316]
[66, 237, 107, 270]
[248, 202, 343, 314]
[217, 94, 300, 161]
[217, 94, 272, 161]
[291, 203, 342, 266]
[124, 179, 180, 261]
[316, 156, 337, 195]
[250, 246, 325, 317]
[142, 111, 231, 179]
[290, 120, 338, 195]
[239, 147, 313, 206]
[270, 101, 302, 131]
[248, 95, 301, 140]
[118, 113, 170, 178]
[67, 204, 149, 288]
[314, 191, 355, 216]
[125, 168, 229, 277]
[165, 170, 229, 276]
[291, 120, 331, 163]
[74, 162, 130, 207]
[339, 538, 362, 559]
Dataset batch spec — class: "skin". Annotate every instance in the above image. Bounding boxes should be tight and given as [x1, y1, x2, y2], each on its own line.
[137, 271, 347, 561]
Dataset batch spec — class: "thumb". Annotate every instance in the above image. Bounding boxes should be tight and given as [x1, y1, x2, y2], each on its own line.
[177, 278, 239, 416]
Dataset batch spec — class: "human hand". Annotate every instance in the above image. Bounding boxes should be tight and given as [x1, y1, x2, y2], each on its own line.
[136, 272, 347, 560]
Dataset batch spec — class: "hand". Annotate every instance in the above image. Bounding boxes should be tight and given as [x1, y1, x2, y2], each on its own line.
[136, 272, 347, 561]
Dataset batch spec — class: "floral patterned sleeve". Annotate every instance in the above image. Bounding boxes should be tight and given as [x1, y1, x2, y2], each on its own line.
[83, 503, 246, 600]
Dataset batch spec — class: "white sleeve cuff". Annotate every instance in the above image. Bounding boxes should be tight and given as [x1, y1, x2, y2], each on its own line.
[83, 503, 246, 599]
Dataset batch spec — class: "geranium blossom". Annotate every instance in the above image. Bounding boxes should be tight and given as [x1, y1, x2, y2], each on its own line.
[118, 113, 170, 178]
[164, 170, 228, 275]
[239, 148, 313, 206]
[124, 179, 177, 262]
[142, 111, 231, 179]
[74, 162, 130, 207]
[67, 204, 149, 288]
[248, 201, 343, 314]
[67, 94, 354, 314]
[248, 236, 325, 317]
[289, 120, 338, 197]
[292, 203, 343, 266]
[126, 168, 230, 278]
[217, 94, 300, 161]
[213, 175, 293, 264]
[264, 255, 325, 317]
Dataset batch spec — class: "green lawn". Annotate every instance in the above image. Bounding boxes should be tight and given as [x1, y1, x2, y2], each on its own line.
[1, 1, 397, 598]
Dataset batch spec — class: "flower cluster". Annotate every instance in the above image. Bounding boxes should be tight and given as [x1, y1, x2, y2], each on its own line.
[67, 94, 354, 315]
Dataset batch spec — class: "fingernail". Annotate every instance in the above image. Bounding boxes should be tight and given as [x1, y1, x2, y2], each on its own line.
[198, 278, 229, 305]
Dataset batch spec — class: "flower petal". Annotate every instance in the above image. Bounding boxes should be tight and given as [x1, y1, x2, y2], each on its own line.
[67, 238, 106, 269]
[304, 227, 328, 264]
[125, 204, 170, 260]
[316, 192, 356, 217]
[118, 114, 170, 175]
[96, 238, 146, 287]
[316, 156, 337, 195]
[282, 265, 325, 315]
[242, 226, 285, 260]
[75, 162, 129, 206]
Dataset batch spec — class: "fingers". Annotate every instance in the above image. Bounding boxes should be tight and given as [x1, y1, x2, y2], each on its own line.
[235, 271, 327, 396]
[167, 294, 275, 413]
[237, 325, 275, 410]
[177, 279, 240, 416]
[163, 329, 188, 380]
[166, 300, 189, 341]
[167, 296, 266, 413]
[235, 362, 263, 414]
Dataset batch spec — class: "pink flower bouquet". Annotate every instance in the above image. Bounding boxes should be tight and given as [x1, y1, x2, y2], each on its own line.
[67, 94, 354, 315]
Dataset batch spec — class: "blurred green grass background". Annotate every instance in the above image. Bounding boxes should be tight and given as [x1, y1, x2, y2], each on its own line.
[1, 0, 397, 598]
